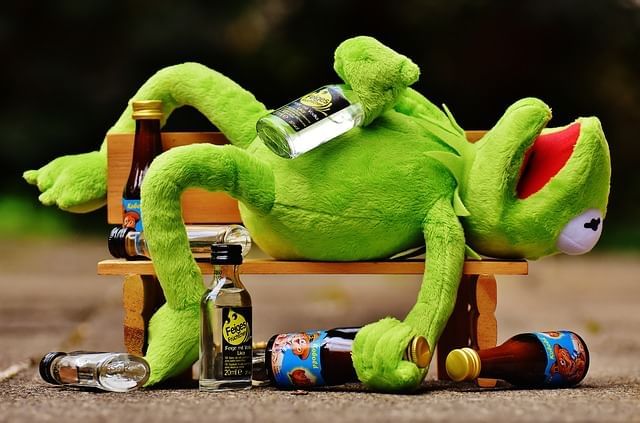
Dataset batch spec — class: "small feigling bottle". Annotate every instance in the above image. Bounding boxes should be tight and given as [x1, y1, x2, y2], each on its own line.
[256, 327, 431, 389]
[39, 352, 150, 392]
[122, 100, 163, 231]
[256, 84, 364, 158]
[445, 330, 589, 388]
[108, 224, 252, 260]
[200, 244, 253, 392]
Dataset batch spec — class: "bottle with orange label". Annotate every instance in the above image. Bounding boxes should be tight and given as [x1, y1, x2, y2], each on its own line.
[445, 330, 589, 388]
[199, 244, 253, 392]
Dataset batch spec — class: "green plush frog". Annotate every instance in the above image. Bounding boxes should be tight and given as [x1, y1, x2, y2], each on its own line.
[24, 36, 610, 391]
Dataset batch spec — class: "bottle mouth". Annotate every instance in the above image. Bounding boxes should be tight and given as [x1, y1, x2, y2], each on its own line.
[108, 227, 132, 259]
[39, 351, 66, 385]
[256, 121, 295, 158]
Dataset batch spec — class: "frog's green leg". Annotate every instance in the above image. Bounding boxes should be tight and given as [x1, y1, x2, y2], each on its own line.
[109, 62, 268, 149]
[140, 143, 274, 385]
[352, 197, 465, 391]
[24, 63, 266, 213]
[333, 36, 420, 125]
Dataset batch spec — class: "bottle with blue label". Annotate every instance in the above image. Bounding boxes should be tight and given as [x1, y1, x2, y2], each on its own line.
[261, 327, 430, 389]
[445, 331, 590, 388]
[122, 100, 163, 232]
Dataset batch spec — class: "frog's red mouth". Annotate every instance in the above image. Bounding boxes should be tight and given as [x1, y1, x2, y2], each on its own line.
[516, 122, 581, 199]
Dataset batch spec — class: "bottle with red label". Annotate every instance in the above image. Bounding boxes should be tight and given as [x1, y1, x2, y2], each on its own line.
[445, 330, 589, 388]
[257, 327, 431, 389]
[122, 100, 163, 232]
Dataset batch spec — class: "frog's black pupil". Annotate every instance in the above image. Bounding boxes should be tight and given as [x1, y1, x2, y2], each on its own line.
[584, 218, 601, 231]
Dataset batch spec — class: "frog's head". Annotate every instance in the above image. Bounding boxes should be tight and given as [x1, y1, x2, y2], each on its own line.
[460, 98, 611, 260]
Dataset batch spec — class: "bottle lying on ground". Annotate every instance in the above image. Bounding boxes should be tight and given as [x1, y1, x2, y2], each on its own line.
[445, 330, 589, 388]
[252, 327, 431, 389]
[256, 84, 364, 159]
[39, 351, 150, 392]
[108, 224, 252, 260]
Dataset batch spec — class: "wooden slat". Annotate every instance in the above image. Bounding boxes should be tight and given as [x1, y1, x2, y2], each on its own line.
[107, 130, 487, 225]
[107, 132, 240, 224]
[98, 258, 527, 276]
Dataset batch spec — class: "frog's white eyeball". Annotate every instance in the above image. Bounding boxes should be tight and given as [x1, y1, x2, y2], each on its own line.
[557, 209, 603, 255]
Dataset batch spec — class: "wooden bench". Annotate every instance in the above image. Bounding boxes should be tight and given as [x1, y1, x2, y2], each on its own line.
[97, 131, 528, 386]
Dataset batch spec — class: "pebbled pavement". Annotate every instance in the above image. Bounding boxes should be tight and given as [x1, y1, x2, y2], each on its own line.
[0, 238, 638, 422]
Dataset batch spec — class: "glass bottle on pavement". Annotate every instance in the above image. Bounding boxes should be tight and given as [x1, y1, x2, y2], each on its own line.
[446, 330, 589, 388]
[200, 244, 253, 391]
[256, 327, 430, 389]
[39, 351, 150, 392]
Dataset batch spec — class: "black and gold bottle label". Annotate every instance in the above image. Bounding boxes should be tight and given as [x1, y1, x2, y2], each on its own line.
[272, 86, 350, 131]
[221, 307, 252, 379]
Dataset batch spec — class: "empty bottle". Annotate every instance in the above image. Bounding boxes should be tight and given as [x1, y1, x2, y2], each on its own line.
[200, 244, 253, 392]
[39, 351, 150, 392]
[445, 330, 589, 388]
[108, 224, 252, 260]
[122, 100, 163, 231]
[256, 327, 430, 389]
[256, 84, 364, 158]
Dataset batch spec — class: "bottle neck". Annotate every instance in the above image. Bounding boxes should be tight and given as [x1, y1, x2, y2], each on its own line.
[212, 263, 242, 287]
[125, 119, 162, 198]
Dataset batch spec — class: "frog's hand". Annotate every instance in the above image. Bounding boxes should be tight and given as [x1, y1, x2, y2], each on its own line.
[23, 150, 107, 213]
[352, 198, 465, 391]
[333, 36, 420, 125]
[140, 143, 274, 385]
[110, 62, 268, 149]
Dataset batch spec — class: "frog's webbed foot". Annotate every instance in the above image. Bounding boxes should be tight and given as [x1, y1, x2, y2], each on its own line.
[333, 36, 420, 125]
[143, 304, 199, 386]
[23, 150, 107, 213]
[352, 318, 427, 392]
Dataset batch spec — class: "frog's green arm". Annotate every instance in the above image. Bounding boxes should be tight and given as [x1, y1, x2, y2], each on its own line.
[24, 63, 267, 213]
[140, 143, 274, 385]
[333, 36, 419, 125]
[352, 197, 465, 391]
[405, 197, 466, 349]
[107, 62, 268, 149]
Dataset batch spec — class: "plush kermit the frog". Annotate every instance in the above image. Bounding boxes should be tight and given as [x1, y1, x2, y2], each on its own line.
[24, 36, 611, 391]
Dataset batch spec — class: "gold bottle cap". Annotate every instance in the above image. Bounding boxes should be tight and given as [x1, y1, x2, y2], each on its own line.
[445, 347, 481, 382]
[252, 341, 267, 350]
[407, 336, 431, 368]
[131, 100, 163, 120]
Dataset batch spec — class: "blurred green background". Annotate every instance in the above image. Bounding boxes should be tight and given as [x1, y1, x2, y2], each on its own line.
[1, 0, 638, 249]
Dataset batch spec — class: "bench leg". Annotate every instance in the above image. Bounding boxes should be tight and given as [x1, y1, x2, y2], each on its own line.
[436, 274, 497, 387]
[122, 274, 165, 356]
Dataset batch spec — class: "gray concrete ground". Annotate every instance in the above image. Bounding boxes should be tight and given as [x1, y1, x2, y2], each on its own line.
[0, 238, 638, 422]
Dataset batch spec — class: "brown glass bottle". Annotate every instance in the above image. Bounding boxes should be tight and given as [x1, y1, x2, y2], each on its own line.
[122, 100, 163, 232]
[446, 331, 589, 388]
[262, 327, 430, 389]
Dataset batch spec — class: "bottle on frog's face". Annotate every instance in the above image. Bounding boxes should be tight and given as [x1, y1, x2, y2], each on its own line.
[256, 85, 364, 159]
[122, 100, 163, 232]
[446, 331, 590, 388]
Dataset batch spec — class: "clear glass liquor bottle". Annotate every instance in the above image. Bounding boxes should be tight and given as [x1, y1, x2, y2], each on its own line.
[39, 351, 149, 392]
[108, 224, 252, 260]
[200, 244, 253, 391]
[256, 84, 364, 158]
